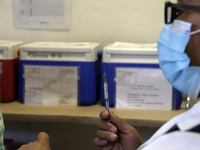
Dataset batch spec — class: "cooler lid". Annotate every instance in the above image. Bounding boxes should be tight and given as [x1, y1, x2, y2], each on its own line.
[104, 42, 158, 55]
[21, 42, 100, 53]
[0, 40, 23, 59]
[0, 40, 23, 50]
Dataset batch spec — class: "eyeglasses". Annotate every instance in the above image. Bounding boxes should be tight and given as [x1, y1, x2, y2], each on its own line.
[165, 1, 200, 24]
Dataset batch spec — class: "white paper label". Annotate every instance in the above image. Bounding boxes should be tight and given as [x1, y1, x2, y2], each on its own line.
[28, 52, 62, 59]
[24, 65, 78, 106]
[116, 69, 136, 85]
[13, 0, 70, 30]
[116, 68, 172, 110]
[104, 82, 109, 99]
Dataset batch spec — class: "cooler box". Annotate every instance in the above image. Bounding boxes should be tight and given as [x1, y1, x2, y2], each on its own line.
[0, 41, 23, 102]
[18, 42, 100, 106]
[100, 42, 182, 110]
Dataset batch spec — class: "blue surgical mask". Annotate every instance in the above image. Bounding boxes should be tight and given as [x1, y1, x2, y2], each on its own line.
[158, 19, 200, 100]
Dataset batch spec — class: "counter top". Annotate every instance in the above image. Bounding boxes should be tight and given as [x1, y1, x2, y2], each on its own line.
[0, 100, 186, 127]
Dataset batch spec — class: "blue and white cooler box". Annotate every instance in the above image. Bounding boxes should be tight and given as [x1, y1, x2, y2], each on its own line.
[18, 42, 100, 106]
[100, 42, 182, 110]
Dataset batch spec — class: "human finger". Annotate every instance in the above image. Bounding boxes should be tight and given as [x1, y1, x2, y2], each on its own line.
[109, 110, 133, 133]
[98, 119, 117, 134]
[96, 129, 117, 142]
[17, 144, 26, 150]
[93, 137, 108, 147]
[93, 138, 114, 150]
[37, 132, 50, 147]
[99, 110, 110, 120]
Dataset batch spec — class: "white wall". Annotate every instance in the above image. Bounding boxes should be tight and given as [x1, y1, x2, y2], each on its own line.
[0, 0, 176, 49]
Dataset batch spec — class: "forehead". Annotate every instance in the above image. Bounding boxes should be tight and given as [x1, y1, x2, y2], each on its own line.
[177, 0, 200, 5]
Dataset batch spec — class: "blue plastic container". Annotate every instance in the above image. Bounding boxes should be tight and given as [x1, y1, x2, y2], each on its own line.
[100, 42, 182, 110]
[18, 42, 100, 106]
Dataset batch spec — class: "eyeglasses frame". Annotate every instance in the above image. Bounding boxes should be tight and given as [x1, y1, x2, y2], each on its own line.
[165, 1, 200, 24]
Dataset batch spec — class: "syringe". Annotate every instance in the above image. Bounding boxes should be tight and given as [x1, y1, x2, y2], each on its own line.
[102, 52, 110, 120]
[103, 72, 113, 145]
[102, 58, 112, 145]
[103, 73, 110, 115]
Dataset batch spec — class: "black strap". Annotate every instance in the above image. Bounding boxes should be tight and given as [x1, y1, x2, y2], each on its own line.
[167, 124, 200, 133]
[190, 124, 200, 133]
[166, 124, 179, 133]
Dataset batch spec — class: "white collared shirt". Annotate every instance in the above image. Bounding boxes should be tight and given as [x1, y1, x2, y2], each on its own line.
[138, 102, 200, 150]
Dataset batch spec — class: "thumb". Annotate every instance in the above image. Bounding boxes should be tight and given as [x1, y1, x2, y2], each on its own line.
[109, 110, 133, 133]
[37, 132, 50, 146]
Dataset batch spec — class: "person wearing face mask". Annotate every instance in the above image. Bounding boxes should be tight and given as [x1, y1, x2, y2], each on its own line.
[93, 1, 200, 150]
